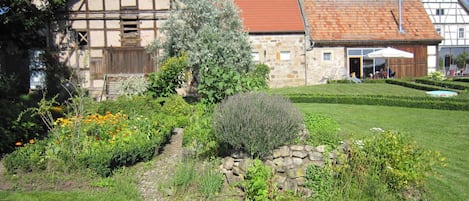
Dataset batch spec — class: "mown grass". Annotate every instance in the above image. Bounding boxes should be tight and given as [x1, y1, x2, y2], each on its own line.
[269, 83, 429, 96]
[272, 81, 469, 201]
[296, 103, 469, 201]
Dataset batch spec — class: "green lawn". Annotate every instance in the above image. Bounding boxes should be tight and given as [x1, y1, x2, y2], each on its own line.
[276, 82, 469, 201]
[270, 83, 429, 96]
[296, 103, 469, 201]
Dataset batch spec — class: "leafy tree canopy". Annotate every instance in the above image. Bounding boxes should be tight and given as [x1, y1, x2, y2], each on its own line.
[0, 0, 67, 52]
[150, 0, 253, 80]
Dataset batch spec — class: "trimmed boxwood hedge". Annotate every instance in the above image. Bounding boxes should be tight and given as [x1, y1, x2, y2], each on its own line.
[283, 94, 469, 111]
[385, 79, 452, 91]
[415, 78, 469, 91]
[453, 77, 469, 83]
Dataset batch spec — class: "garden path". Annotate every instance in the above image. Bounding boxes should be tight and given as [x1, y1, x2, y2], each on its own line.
[138, 128, 184, 201]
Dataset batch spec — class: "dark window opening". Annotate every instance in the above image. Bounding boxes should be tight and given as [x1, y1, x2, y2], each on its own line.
[77, 31, 88, 46]
[436, 8, 445, 15]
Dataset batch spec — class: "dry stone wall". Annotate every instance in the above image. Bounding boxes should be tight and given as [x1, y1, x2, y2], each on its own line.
[220, 144, 340, 197]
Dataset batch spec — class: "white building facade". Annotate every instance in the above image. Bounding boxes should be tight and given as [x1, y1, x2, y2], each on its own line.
[422, 0, 469, 69]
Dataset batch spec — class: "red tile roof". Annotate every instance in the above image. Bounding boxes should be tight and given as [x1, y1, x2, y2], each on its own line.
[303, 0, 442, 45]
[234, 0, 305, 33]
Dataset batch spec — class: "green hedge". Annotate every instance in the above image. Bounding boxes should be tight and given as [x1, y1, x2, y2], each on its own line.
[284, 94, 469, 111]
[415, 78, 469, 91]
[453, 77, 469, 83]
[385, 79, 451, 91]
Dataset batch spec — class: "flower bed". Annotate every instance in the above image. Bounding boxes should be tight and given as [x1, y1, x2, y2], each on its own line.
[4, 111, 172, 176]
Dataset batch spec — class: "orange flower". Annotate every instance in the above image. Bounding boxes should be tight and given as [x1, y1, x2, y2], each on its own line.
[15, 141, 22, 146]
[29, 139, 35, 144]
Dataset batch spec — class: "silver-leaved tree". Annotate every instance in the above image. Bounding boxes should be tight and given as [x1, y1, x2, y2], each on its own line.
[147, 0, 268, 103]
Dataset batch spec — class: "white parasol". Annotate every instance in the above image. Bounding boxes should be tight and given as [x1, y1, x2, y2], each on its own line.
[366, 47, 414, 78]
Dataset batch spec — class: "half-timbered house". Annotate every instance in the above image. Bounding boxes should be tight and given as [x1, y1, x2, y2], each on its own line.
[52, 0, 172, 99]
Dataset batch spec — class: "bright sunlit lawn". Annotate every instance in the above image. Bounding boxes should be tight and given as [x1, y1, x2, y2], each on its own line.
[270, 83, 469, 201]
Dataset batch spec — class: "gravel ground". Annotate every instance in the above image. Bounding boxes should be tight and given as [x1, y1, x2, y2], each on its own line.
[138, 128, 184, 201]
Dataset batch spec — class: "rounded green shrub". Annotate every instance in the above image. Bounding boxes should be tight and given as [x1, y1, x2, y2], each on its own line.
[304, 113, 340, 147]
[213, 92, 303, 158]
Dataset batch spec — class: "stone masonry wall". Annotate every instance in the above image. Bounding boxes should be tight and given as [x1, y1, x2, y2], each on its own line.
[249, 34, 306, 88]
[220, 144, 340, 197]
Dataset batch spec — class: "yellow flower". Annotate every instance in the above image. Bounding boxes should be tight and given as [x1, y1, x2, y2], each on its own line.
[29, 139, 35, 144]
[15, 141, 23, 146]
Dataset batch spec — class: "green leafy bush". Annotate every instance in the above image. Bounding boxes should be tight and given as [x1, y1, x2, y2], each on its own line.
[198, 64, 270, 104]
[304, 131, 444, 200]
[213, 92, 303, 158]
[243, 159, 277, 201]
[172, 159, 196, 190]
[160, 95, 191, 127]
[361, 131, 442, 193]
[428, 71, 446, 81]
[183, 103, 218, 158]
[93, 96, 162, 117]
[116, 75, 148, 97]
[147, 55, 188, 98]
[304, 113, 340, 147]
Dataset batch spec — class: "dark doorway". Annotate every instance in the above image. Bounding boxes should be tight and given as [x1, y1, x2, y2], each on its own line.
[349, 57, 361, 78]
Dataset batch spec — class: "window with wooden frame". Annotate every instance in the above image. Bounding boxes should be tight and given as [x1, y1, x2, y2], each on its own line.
[120, 17, 140, 46]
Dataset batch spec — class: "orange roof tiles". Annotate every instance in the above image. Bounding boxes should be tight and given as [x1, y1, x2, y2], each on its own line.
[234, 0, 305, 33]
[303, 0, 442, 44]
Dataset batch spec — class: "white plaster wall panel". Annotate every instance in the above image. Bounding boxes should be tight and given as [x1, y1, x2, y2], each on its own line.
[155, 0, 170, 10]
[72, 20, 87, 29]
[140, 20, 154, 29]
[105, 0, 119, 10]
[140, 30, 155, 46]
[106, 20, 120, 29]
[90, 31, 105, 47]
[88, 0, 103, 11]
[107, 31, 121, 47]
[138, 0, 154, 10]
[90, 49, 103, 58]
[89, 21, 104, 29]
[121, 0, 137, 7]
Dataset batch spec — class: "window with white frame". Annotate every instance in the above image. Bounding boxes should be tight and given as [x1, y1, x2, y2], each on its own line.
[323, 52, 332, 61]
[436, 8, 444, 15]
[459, 27, 465, 39]
[251, 52, 260, 61]
[280, 51, 291, 60]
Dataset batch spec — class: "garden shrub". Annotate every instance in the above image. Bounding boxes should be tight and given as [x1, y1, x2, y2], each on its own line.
[160, 94, 191, 127]
[304, 113, 340, 147]
[243, 159, 277, 201]
[183, 103, 218, 158]
[213, 92, 303, 158]
[93, 96, 162, 117]
[198, 64, 270, 104]
[304, 131, 443, 200]
[116, 75, 148, 97]
[147, 54, 189, 98]
[361, 131, 442, 193]
[428, 71, 445, 81]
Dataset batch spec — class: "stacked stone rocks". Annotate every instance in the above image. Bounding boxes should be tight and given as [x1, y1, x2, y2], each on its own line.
[220, 144, 337, 197]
